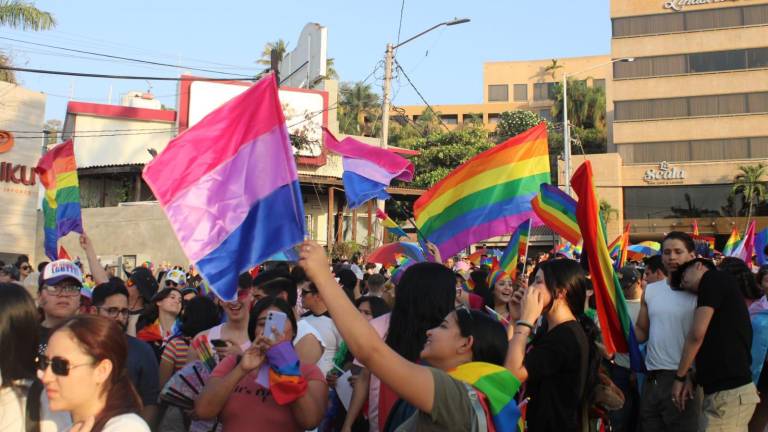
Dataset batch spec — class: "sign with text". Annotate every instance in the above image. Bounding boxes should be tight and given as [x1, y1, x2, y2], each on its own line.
[643, 161, 686, 184]
[664, 0, 739, 12]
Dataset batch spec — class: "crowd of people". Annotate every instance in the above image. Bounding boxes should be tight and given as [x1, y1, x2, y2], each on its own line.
[2, 230, 768, 431]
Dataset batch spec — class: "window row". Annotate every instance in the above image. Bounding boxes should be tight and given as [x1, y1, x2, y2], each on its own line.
[614, 47, 768, 79]
[623, 184, 768, 220]
[615, 92, 768, 121]
[487, 80, 605, 102]
[617, 136, 768, 164]
[613, 4, 768, 38]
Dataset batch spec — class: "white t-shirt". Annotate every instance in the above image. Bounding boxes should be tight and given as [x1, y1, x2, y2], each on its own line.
[614, 298, 643, 369]
[0, 382, 71, 432]
[644, 279, 698, 371]
[299, 314, 342, 376]
[102, 413, 150, 431]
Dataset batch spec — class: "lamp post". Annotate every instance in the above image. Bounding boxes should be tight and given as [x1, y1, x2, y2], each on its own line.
[562, 57, 633, 195]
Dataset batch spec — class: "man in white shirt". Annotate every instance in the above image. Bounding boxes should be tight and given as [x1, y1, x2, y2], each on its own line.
[635, 231, 701, 431]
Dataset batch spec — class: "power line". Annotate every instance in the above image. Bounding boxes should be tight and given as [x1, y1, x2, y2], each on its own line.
[0, 35, 258, 78]
[393, 59, 449, 132]
[0, 65, 258, 81]
[396, 0, 406, 47]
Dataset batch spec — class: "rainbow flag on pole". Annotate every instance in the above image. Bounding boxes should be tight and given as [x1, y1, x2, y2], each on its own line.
[376, 209, 408, 240]
[530, 183, 581, 244]
[692, 219, 700, 236]
[35, 140, 84, 260]
[414, 123, 550, 258]
[143, 74, 306, 301]
[723, 227, 742, 257]
[572, 161, 643, 371]
[499, 219, 531, 279]
[614, 223, 631, 270]
[448, 362, 521, 431]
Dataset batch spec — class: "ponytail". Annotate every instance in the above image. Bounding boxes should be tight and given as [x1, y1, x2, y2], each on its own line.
[92, 370, 142, 432]
[24, 379, 42, 432]
[577, 314, 600, 403]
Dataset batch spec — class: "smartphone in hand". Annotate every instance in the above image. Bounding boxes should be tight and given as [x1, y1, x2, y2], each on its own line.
[210, 339, 228, 348]
[263, 311, 287, 340]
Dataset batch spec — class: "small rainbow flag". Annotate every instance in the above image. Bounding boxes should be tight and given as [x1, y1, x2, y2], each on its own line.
[414, 123, 550, 259]
[572, 161, 643, 371]
[608, 235, 622, 259]
[614, 223, 631, 270]
[448, 362, 521, 432]
[723, 227, 742, 256]
[35, 140, 84, 261]
[756, 228, 768, 266]
[692, 219, 700, 236]
[500, 219, 531, 279]
[531, 183, 580, 244]
[376, 209, 408, 240]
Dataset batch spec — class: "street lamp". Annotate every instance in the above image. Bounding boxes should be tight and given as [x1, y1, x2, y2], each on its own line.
[562, 57, 633, 195]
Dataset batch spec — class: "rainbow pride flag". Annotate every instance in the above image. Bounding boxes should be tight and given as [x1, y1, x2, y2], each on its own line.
[692, 219, 700, 236]
[414, 123, 549, 258]
[572, 161, 643, 371]
[500, 219, 531, 279]
[732, 220, 756, 265]
[531, 183, 581, 244]
[614, 223, 631, 270]
[143, 74, 306, 301]
[376, 209, 409, 240]
[448, 362, 521, 432]
[723, 227, 742, 257]
[35, 140, 84, 260]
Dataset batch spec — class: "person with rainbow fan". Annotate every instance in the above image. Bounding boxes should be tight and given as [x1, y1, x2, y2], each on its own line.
[299, 241, 521, 431]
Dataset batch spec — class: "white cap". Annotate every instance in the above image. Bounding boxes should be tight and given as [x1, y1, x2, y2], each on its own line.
[43, 259, 83, 286]
[165, 269, 187, 285]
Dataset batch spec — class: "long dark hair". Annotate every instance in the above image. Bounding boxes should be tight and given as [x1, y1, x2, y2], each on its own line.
[469, 270, 493, 309]
[719, 257, 762, 301]
[56, 315, 141, 432]
[0, 283, 42, 432]
[248, 297, 298, 342]
[455, 308, 508, 365]
[385, 263, 456, 362]
[136, 287, 181, 331]
[179, 296, 221, 338]
[534, 259, 600, 404]
[355, 296, 391, 319]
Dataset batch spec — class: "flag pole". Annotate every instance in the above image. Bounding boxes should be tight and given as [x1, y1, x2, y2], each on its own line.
[520, 218, 532, 281]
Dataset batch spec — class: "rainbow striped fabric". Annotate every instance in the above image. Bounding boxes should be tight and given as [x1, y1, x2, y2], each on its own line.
[448, 362, 521, 432]
[35, 140, 84, 260]
[627, 241, 661, 260]
[614, 224, 631, 270]
[143, 74, 306, 301]
[692, 219, 700, 236]
[266, 341, 308, 405]
[414, 123, 550, 258]
[723, 227, 742, 256]
[756, 228, 768, 266]
[572, 161, 643, 371]
[530, 183, 581, 244]
[499, 219, 531, 279]
[376, 209, 409, 239]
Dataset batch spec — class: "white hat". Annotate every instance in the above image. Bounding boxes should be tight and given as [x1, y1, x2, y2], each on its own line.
[43, 259, 83, 286]
[165, 269, 187, 285]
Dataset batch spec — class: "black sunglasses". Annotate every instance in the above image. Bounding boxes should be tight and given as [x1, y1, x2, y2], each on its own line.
[36, 355, 93, 376]
[300, 290, 316, 297]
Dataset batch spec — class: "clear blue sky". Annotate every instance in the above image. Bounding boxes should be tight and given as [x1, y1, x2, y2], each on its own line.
[1, 0, 611, 122]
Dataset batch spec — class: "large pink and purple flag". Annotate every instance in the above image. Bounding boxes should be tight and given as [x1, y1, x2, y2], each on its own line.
[143, 74, 306, 301]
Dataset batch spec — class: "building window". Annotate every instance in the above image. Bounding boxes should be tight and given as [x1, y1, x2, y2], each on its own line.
[533, 82, 556, 101]
[440, 114, 459, 125]
[593, 79, 606, 89]
[513, 84, 528, 101]
[463, 113, 482, 124]
[623, 184, 755, 220]
[538, 109, 552, 122]
[488, 84, 509, 102]
[612, 4, 768, 38]
[615, 92, 768, 121]
[488, 113, 500, 124]
[617, 136, 768, 164]
[615, 47, 768, 79]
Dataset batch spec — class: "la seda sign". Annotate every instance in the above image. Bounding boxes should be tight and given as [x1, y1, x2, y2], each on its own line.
[643, 161, 686, 184]
[664, 0, 739, 12]
[0, 161, 36, 186]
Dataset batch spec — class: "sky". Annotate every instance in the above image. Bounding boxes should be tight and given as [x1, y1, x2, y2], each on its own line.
[1, 0, 612, 122]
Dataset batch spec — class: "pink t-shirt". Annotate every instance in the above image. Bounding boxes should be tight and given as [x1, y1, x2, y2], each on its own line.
[210, 354, 325, 432]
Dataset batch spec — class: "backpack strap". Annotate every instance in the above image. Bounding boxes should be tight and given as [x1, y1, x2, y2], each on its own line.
[461, 382, 489, 432]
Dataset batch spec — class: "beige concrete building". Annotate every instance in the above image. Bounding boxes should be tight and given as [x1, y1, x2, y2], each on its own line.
[394, 55, 612, 129]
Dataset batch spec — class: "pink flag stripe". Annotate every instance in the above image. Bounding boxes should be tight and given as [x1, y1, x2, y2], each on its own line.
[323, 128, 414, 181]
[437, 212, 541, 259]
[343, 158, 400, 186]
[144, 75, 285, 206]
[164, 125, 296, 262]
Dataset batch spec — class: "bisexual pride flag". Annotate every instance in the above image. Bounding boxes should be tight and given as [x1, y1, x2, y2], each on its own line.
[143, 74, 306, 301]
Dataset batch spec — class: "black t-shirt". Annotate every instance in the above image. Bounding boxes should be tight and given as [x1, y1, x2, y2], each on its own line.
[126, 335, 160, 407]
[38, 325, 52, 356]
[695, 269, 753, 394]
[524, 320, 589, 432]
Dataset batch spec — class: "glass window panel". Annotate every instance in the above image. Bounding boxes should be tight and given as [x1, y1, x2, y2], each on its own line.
[748, 48, 768, 69]
[652, 97, 689, 119]
[533, 83, 547, 101]
[744, 5, 768, 25]
[689, 95, 717, 116]
[614, 57, 653, 78]
[689, 50, 747, 73]
[593, 79, 606, 89]
[652, 55, 687, 76]
[488, 113, 500, 124]
[725, 138, 750, 159]
[748, 93, 768, 113]
[463, 113, 482, 124]
[488, 84, 508, 102]
[690, 139, 725, 161]
[685, 8, 742, 30]
[440, 114, 458, 125]
[750, 137, 768, 158]
[513, 84, 527, 101]
[717, 94, 747, 115]
[617, 144, 634, 163]
[624, 185, 734, 220]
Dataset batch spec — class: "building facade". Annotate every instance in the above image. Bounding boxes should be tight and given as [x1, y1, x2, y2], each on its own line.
[394, 55, 612, 129]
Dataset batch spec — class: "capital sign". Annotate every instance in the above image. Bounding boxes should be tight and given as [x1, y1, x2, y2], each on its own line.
[664, 0, 739, 12]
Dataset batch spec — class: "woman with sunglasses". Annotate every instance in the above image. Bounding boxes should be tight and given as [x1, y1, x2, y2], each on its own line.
[40, 315, 149, 431]
[505, 259, 600, 431]
[136, 288, 183, 361]
[0, 283, 71, 432]
[299, 241, 519, 431]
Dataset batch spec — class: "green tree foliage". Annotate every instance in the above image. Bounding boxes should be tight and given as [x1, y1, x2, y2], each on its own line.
[257, 39, 288, 66]
[732, 163, 767, 223]
[338, 81, 381, 137]
[495, 110, 545, 142]
[550, 78, 607, 154]
[0, 0, 55, 83]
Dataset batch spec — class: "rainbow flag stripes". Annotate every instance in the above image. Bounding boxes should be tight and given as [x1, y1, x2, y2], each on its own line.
[414, 123, 550, 259]
[448, 362, 521, 431]
[531, 183, 581, 245]
[376, 209, 409, 239]
[572, 161, 643, 371]
[266, 342, 308, 405]
[499, 219, 531, 279]
[35, 140, 84, 260]
[143, 74, 306, 301]
[723, 227, 742, 256]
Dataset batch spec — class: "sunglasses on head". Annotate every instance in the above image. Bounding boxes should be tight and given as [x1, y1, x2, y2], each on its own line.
[20, 265, 31, 271]
[36, 355, 93, 376]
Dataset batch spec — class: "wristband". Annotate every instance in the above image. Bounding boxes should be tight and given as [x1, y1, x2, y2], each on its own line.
[515, 320, 535, 331]
[674, 373, 687, 382]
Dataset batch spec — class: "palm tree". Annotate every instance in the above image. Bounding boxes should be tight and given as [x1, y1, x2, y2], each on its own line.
[324, 58, 338, 80]
[599, 199, 619, 225]
[0, 0, 55, 83]
[544, 59, 563, 80]
[550, 78, 606, 130]
[732, 163, 767, 224]
[257, 39, 289, 66]
[338, 81, 380, 136]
